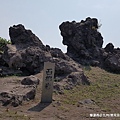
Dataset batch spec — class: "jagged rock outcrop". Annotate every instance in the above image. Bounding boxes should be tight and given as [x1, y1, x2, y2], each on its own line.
[2, 24, 83, 75]
[104, 43, 114, 53]
[9, 24, 45, 49]
[1, 24, 90, 91]
[2, 24, 47, 75]
[59, 17, 103, 66]
[59, 17, 120, 73]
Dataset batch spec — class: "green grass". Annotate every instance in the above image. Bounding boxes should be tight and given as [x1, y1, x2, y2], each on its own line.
[59, 66, 120, 112]
[0, 37, 11, 51]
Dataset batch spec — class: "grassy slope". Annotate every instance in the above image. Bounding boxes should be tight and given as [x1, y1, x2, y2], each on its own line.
[58, 66, 120, 113]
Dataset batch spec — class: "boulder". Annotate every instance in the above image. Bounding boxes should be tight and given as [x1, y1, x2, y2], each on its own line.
[53, 58, 82, 76]
[104, 49, 120, 73]
[53, 71, 90, 93]
[104, 43, 114, 53]
[21, 75, 40, 85]
[68, 72, 90, 85]
[0, 76, 40, 107]
[9, 24, 45, 49]
[0, 89, 36, 107]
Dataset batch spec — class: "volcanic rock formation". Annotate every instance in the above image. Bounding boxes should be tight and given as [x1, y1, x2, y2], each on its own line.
[59, 17, 120, 73]
[0, 24, 91, 106]
[59, 17, 103, 65]
[1, 24, 90, 86]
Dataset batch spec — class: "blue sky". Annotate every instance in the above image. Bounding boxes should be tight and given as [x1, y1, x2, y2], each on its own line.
[0, 0, 120, 52]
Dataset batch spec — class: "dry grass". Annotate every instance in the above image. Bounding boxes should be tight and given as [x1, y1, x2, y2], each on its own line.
[59, 66, 120, 112]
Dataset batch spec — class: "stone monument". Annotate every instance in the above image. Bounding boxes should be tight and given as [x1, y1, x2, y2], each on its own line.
[41, 62, 55, 103]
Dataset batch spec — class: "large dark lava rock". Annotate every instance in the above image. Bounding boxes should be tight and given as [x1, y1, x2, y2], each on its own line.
[59, 17, 103, 65]
[9, 24, 45, 49]
[1, 24, 90, 86]
[104, 47, 120, 73]
[59, 17, 120, 73]
[0, 76, 40, 107]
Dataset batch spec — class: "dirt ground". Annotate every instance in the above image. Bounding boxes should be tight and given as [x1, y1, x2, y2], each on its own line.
[0, 70, 120, 120]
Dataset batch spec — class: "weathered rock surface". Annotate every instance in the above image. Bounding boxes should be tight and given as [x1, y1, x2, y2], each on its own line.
[2, 24, 87, 76]
[21, 75, 39, 85]
[59, 17, 120, 73]
[0, 76, 40, 107]
[59, 17, 103, 65]
[1, 18, 120, 75]
[104, 47, 120, 73]
[9, 24, 45, 49]
[0, 24, 90, 98]
[0, 66, 22, 77]
[2, 24, 47, 74]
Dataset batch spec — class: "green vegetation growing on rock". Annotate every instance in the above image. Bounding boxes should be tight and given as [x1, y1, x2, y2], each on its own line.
[0, 37, 11, 53]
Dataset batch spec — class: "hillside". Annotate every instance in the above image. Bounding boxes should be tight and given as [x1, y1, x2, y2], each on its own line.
[0, 66, 120, 120]
[0, 17, 120, 120]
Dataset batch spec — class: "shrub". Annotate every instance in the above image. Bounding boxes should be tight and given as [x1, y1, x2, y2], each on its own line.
[0, 37, 11, 52]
